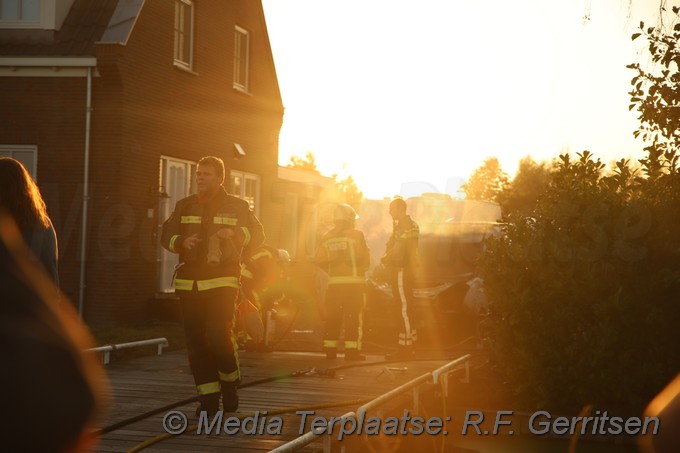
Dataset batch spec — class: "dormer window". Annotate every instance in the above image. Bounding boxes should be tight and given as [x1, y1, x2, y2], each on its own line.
[0, 0, 40, 25]
[1, 0, 73, 30]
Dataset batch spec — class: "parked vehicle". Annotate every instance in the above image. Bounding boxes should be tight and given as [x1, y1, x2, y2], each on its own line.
[364, 216, 501, 350]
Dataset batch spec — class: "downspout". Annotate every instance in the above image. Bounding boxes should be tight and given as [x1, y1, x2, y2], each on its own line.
[78, 66, 93, 318]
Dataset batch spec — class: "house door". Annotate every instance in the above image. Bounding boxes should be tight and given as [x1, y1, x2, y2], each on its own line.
[158, 156, 196, 293]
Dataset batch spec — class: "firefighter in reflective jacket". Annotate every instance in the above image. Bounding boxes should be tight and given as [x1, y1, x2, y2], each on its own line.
[239, 243, 284, 351]
[382, 197, 419, 359]
[161, 156, 264, 415]
[241, 243, 282, 311]
[315, 204, 370, 361]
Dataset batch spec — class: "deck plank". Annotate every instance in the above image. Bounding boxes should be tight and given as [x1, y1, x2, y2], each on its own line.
[91, 349, 467, 452]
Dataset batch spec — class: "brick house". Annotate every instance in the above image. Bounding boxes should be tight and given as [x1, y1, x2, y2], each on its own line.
[0, 0, 283, 325]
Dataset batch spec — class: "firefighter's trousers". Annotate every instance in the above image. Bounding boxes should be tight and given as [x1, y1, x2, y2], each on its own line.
[180, 285, 240, 406]
[323, 283, 366, 351]
[390, 268, 417, 349]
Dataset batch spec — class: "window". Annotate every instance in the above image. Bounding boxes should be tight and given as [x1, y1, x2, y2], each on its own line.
[229, 170, 260, 215]
[233, 26, 250, 92]
[0, 145, 37, 179]
[158, 156, 196, 293]
[0, 0, 40, 22]
[173, 0, 194, 70]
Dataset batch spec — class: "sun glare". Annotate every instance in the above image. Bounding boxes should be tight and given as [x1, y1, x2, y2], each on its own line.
[264, 0, 664, 200]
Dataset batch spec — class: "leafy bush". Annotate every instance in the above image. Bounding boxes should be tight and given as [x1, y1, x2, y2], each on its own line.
[479, 12, 680, 414]
[479, 150, 680, 413]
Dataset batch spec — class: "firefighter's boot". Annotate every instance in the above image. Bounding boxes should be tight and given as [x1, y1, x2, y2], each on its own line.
[221, 382, 239, 412]
[195, 392, 220, 418]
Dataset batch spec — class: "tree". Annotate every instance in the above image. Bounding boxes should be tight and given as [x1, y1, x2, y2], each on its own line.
[332, 173, 363, 207]
[496, 156, 552, 216]
[628, 12, 680, 164]
[476, 16, 680, 412]
[287, 152, 320, 173]
[462, 157, 508, 202]
[287, 152, 364, 205]
[479, 150, 680, 413]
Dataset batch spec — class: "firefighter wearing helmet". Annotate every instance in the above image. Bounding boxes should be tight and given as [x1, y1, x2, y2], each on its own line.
[382, 197, 420, 359]
[315, 203, 370, 360]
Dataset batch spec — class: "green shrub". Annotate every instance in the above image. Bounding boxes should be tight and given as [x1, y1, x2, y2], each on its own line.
[479, 151, 680, 413]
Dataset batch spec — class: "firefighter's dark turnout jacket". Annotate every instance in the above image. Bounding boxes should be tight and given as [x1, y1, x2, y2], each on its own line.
[161, 187, 264, 293]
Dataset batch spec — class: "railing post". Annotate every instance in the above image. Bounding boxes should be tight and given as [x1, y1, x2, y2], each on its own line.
[323, 433, 331, 453]
[440, 371, 450, 397]
[412, 387, 419, 411]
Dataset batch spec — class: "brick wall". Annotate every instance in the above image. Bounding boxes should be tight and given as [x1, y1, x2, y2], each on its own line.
[0, 0, 282, 326]
[80, 0, 283, 325]
[0, 77, 87, 306]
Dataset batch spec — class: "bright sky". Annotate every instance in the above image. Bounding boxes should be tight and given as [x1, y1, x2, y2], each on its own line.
[261, 0, 677, 200]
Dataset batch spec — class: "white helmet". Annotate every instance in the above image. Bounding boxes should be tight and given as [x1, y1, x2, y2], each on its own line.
[334, 203, 359, 222]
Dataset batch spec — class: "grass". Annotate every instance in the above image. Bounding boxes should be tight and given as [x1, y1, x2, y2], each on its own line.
[89, 322, 186, 363]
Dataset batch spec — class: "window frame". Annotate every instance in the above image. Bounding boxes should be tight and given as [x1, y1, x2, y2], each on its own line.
[0, 144, 37, 179]
[157, 155, 197, 294]
[173, 0, 194, 71]
[0, 0, 41, 28]
[229, 169, 260, 216]
[233, 25, 250, 92]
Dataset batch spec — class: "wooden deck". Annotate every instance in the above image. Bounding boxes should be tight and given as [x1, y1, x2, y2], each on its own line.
[90, 348, 475, 453]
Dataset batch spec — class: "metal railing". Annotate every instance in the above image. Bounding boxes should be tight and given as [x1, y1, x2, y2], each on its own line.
[86, 337, 169, 365]
[270, 354, 471, 453]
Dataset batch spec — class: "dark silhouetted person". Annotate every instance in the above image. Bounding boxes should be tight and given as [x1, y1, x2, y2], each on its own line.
[0, 210, 108, 452]
[639, 374, 680, 453]
[0, 157, 59, 286]
[382, 197, 420, 360]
